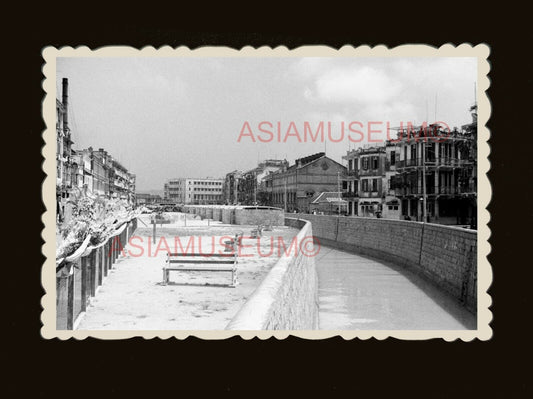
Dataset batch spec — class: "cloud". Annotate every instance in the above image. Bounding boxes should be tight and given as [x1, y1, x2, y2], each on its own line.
[289, 57, 332, 80]
[313, 66, 402, 104]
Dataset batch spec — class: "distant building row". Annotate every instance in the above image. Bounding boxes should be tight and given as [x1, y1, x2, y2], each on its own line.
[160, 105, 476, 227]
[57, 78, 136, 204]
[220, 105, 477, 227]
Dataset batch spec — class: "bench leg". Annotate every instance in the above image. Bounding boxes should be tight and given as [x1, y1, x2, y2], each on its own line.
[162, 269, 167, 285]
[231, 269, 238, 287]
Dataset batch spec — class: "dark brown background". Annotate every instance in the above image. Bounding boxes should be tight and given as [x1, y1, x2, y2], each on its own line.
[10, 4, 530, 397]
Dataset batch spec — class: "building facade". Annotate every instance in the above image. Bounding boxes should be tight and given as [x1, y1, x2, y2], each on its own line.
[340, 105, 477, 226]
[109, 159, 136, 203]
[91, 148, 112, 198]
[164, 177, 224, 204]
[56, 78, 136, 211]
[222, 170, 242, 205]
[56, 78, 74, 200]
[390, 118, 476, 226]
[263, 152, 347, 213]
[343, 146, 389, 218]
[237, 159, 288, 205]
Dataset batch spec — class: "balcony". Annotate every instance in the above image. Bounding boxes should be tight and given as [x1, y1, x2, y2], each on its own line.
[357, 168, 383, 177]
[394, 185, 476, 196]
[359, 191, 381, 198]
[342, 191, 358, 198]
[396, 157, 474, 169]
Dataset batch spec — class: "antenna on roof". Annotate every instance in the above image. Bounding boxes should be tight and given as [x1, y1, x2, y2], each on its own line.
[434, 92, 438, 123]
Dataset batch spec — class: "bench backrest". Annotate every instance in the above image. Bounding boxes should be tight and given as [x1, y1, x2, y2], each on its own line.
[166, 252, 237, 265]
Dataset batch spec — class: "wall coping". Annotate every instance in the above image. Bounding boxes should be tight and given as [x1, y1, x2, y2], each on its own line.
[225, 219, 311, 330]
[294, 213, 477, 236]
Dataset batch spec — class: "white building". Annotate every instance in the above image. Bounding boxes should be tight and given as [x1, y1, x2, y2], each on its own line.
[164, 177, 224, 204]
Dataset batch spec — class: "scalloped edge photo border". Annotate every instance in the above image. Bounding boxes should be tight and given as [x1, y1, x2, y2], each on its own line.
[41, 44, 492, 340]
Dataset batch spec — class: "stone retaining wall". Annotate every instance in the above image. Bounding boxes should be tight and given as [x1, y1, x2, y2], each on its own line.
[226, 218, 319, 330]
[184, 205, 284, 226]
[292, 214, 477, 314]
[234, 208, 284, 226]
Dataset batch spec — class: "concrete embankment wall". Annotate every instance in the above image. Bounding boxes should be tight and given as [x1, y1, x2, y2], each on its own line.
[222, 208, 233, 224]
[292, 214, 477, 314]
[183, 205, 284, 226]
[234, 208, 284, 226]
[226, 218, 319, 330]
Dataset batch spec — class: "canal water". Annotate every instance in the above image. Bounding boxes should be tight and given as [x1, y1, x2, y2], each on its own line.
[316, 247, 476, 330]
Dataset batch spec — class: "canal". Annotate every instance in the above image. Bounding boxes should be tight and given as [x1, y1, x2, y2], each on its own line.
[316, 247, 476, 330]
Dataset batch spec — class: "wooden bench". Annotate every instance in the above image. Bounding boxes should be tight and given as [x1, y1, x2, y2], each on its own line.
[163, 252, 238, 287]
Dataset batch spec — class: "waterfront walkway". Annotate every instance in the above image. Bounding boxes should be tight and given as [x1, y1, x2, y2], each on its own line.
[316, 247, 476, 330]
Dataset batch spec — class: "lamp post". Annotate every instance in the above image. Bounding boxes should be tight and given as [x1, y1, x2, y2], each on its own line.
[421, 133, 427, 223]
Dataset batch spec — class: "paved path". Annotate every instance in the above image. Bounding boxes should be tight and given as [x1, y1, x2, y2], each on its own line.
[316, 247, 476, 330]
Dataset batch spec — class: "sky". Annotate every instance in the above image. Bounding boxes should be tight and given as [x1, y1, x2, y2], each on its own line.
[56, 56, 477, 192]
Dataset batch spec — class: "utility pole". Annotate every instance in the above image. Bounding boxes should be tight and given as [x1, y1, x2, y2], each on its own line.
[254, 171, 257, 205]
[421, 134, 427, 223]
[337, 171, 341, 216]
[434, 92, 438, 123]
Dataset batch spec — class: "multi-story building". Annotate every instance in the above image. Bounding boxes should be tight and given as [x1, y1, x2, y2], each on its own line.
[109, 159, 136, 203]
[164, 177, 224, 204]
[263, 152, 347, 213]
[341, 105, 477, 226]
[91, 148, 112, 198]
[69, 148, 93, 193]
[389, 114, 477, 226]
[222, 170, 242, 205]
[56, 78, 74, 199]
[69, 146, 135, 204]
[237, 159, 288, 205]
[342, 145, 396, 218]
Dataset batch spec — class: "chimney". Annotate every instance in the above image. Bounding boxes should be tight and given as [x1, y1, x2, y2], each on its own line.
[62, 78, 69, 132]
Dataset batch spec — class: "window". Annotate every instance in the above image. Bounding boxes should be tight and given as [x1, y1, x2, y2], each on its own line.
[372, 179, 378, 192]
[362, 157, 369, 170]
[372, 157, 378, 170]
[362, 179, 369, 192]
[390, 151, 396, 165]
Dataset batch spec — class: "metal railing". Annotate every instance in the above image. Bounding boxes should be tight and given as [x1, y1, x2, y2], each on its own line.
[342, 191, 358, 198]
[394, 186, 476, 196]
[359, 191, 382, 198]
[396, 157, 474, 168]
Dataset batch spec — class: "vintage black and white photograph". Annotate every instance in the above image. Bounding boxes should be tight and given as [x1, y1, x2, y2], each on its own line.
[42, 45, 491, 339]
